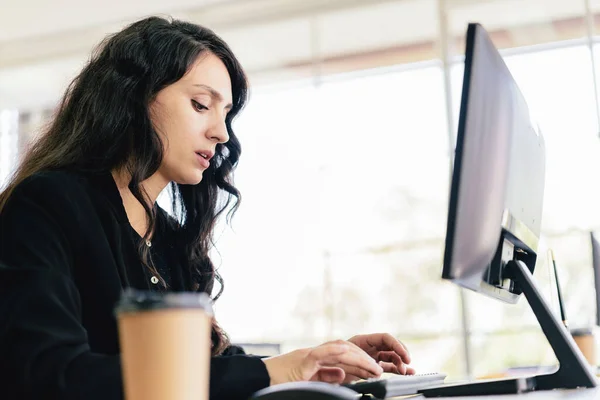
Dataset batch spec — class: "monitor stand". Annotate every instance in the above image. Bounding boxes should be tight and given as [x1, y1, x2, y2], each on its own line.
[420, 259, 597, 397]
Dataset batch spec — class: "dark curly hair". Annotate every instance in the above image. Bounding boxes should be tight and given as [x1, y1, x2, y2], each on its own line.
[0, 16, 247, 355]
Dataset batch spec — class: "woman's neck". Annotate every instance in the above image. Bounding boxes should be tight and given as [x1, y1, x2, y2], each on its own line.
[111, 169, 169, 238]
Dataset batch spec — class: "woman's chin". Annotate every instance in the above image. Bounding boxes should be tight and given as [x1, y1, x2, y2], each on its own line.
[174, 171, 204, 186]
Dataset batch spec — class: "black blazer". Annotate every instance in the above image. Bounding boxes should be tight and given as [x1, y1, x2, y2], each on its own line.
[0, 170, 270, 399]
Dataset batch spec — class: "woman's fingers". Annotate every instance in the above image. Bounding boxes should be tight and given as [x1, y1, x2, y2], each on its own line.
[313, 367, 346, 383]
[263, 339, 412, 387]
[365, 333, 411, 364]
[377, 351, 407, 374]
[378, 361, 417, 376]
[303, 341, 383, 380]
[379, 361, 401, 374]
[303, 342, 349, 367]
[338, 364, 381, 380]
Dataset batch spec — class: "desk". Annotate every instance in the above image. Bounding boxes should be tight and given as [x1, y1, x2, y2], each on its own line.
[391, 387, 599, 399]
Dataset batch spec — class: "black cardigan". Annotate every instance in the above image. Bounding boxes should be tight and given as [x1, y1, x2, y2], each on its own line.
[0, 170, 270, 399]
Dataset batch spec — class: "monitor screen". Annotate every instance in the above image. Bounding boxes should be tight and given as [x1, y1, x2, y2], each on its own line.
[442, 23, 546, 304]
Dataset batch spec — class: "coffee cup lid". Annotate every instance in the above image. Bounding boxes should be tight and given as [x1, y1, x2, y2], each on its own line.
[570, 327, 594, 336]
[115, 288, 214, 315]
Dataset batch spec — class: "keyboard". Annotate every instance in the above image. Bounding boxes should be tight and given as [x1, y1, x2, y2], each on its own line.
[343, 372, 447, 398]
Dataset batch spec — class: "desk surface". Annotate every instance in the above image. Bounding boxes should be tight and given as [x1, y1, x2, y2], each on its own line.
[392, 387, 599, 399]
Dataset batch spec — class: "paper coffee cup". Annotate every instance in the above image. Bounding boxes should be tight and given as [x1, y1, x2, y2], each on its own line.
[116, 289, 214, 400]
[571, 327, 596, 367]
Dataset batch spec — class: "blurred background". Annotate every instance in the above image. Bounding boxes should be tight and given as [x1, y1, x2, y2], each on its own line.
[3, 0, 600, 381]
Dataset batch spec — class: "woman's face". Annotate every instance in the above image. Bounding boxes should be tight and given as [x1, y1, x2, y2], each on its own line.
[150, 52, 233, 186]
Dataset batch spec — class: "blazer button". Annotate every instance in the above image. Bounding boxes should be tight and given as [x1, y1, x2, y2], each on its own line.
[150, 276, 159, 284]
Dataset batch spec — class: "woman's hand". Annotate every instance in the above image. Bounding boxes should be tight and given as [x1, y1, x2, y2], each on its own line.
[262, 340, 384, 386]
[347, 333, 415, 380]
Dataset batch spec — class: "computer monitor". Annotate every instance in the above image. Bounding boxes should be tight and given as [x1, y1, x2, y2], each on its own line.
[441, 24, 545, 304]
[420, 23, 597, 397]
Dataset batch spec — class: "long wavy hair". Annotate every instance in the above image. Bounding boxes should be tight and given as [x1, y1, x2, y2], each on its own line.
[0, 16, 247, 355]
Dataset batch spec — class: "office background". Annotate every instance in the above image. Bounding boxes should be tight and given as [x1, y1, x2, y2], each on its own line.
[2, 0, 600, 381]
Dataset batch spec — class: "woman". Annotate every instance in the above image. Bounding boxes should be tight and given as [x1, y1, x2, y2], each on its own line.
[0, 16, 414, 399]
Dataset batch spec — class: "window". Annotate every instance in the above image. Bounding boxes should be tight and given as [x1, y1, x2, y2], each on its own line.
[0, 109, 19, 189]
[214, 66, 466, 376]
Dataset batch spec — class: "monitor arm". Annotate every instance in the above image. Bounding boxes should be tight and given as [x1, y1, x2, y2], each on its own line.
[420, 259, 597, 397]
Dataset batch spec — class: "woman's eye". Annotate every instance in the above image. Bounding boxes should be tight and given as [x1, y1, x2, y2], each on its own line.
[192, 100, 208, 112]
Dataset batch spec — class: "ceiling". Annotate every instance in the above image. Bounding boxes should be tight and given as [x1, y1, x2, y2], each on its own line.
[0, 0, 227, 42]
[0, 0, 598, 110]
